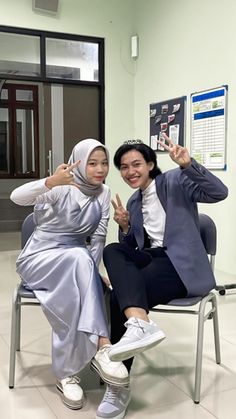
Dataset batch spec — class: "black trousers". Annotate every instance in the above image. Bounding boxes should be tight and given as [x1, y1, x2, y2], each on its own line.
[103, 242, 187, 371]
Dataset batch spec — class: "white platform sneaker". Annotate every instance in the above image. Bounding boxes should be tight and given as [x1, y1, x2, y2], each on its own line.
[56, 376, 84, 409]
[108, 317, 166, 362]
[91, 344, 130, 386]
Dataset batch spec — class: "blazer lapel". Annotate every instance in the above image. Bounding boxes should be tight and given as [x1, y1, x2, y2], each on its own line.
[155, 175, 167, 211]
[130, 190, 144, 249]
[155, 175, 168, 246]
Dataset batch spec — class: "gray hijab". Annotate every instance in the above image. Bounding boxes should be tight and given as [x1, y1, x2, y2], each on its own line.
[68, 138, 109, 196]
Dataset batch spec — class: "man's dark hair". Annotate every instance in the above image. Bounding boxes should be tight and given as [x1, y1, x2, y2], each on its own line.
[114, 141, 162, 179]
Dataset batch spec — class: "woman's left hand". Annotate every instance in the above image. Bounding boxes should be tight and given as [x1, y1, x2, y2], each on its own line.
[157, 133, 191, 168]
[46, 160, 81, 189]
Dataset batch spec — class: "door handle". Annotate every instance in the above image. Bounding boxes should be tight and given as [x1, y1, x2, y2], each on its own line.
[47, 149, 52, 175]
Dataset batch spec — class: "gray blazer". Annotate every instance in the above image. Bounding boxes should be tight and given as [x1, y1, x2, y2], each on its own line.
[120, 159, 228, 297]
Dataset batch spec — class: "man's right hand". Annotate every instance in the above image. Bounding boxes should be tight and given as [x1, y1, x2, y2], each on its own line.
[111, 193, 130, 233]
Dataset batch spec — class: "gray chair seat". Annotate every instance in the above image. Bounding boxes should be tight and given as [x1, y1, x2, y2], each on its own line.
[17, 283, 36, 299]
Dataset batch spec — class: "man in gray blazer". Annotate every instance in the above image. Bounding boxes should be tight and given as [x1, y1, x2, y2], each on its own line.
[96, 135, 228, 419]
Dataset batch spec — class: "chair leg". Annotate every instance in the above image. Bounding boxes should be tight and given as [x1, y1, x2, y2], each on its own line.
[211, 293, 221, 364]
[16, 295, 21, 351]
[194, 293, 221, 403]
[9, 288, 20, 388]
[194, 296, 209, 403]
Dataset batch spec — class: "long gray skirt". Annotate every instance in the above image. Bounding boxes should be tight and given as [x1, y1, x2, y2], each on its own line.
[17, 244, 109, 379]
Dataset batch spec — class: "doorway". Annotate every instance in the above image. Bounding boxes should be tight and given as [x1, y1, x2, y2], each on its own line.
[0, 80, 103, 231]
[44, 83, 101, 176]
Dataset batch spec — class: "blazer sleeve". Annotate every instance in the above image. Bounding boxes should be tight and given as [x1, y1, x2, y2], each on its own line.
[178, 159, 228, 203]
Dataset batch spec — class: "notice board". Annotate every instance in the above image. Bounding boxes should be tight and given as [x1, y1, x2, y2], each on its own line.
[150, 96, 186, 152]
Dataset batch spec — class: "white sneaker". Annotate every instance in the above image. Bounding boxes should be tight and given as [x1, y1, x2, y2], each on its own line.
[56, 376, 84, 409]
[108, 317, 166, 362]
[96, 385, 131, 419]
[91, 344, 130, 386]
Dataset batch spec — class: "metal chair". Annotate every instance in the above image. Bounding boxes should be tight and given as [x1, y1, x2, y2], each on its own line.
[9, 213, 39, 388]
[150, 213, 221, 403]
[8, 212, 104, 388]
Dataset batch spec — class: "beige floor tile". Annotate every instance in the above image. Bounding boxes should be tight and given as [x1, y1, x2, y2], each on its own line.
[37, 384, 104, 419]
[140, 337, 236, 397]
[125, 398, 218, 418]
[0, 242, 236, 418]
[0, 385, 57, 419]
[200, 387, 236, 419]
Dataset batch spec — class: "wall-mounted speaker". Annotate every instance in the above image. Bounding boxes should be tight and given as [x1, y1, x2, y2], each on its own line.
[32, 0, 59, 14]
[131, 35, 139, 59]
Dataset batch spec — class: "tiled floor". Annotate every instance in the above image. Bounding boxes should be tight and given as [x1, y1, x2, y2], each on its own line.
[0, 234, 236, 418]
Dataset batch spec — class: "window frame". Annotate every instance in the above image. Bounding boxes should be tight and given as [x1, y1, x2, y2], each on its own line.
[0, 25, 104, 86]
[0, 25, 105, 144]
[0, 83, 39, 179]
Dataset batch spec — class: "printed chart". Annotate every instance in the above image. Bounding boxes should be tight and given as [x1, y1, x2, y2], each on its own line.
[191, 86, 227, 170]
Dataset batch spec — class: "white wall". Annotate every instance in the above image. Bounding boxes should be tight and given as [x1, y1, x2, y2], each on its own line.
[0, 0, 136, 200]
[0, 0, 234, 274]
[132, 0, 235, 274]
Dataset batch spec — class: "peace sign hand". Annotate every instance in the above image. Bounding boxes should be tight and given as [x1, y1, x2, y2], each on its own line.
[157, 133, 191, 168]
[46, 160, 81, 189]
[111, 193, 130, 233]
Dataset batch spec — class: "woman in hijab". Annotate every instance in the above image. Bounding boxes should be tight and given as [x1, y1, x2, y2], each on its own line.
[10, 139, 129, 410]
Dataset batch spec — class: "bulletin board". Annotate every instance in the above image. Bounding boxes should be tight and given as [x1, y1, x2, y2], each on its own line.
[190, 86, 227, 170]
[149, 96, 186, 152]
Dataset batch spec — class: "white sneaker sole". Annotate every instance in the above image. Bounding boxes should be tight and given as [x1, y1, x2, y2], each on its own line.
[56, 381, 84, 410]
[108, 331, 166, 362]
[96, 408, 128, 419]
[90, 359, 130, 387]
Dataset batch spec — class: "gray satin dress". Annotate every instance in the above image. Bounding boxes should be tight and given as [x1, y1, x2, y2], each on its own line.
[15, 184, 110, 379]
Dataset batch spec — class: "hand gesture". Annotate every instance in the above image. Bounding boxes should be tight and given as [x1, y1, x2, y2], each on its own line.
[111, 193, 130, 233]
[157, 133, 191, 168]
[46, 160, 81, 189]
